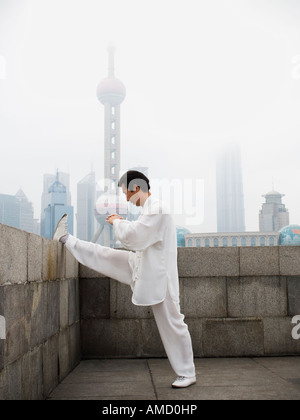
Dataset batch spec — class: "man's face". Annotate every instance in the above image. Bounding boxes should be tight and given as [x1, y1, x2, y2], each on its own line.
[121, 184, 141, 206]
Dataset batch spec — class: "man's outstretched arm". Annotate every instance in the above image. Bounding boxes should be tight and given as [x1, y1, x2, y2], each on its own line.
[111, 214, 165, 251]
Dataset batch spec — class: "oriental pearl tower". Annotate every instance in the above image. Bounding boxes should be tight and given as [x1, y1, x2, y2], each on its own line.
[94, 46, 127, 247]
[96, 45, 126, 192]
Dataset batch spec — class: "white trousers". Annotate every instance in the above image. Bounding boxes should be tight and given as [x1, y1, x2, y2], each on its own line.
[65, 235, 196, 378]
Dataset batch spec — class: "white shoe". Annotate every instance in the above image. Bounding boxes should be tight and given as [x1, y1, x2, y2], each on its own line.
[172, 376, 196, 388]
[52, 214, 68, 242]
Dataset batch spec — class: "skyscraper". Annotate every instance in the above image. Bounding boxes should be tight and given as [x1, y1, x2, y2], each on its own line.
[41, 172, 73, 239]
[216, 143, 246, 233]
[95, 46, 127, 247]
[0, 194, 19, 228]
[40, 171, 72, 237]
[77, 172, 96, 241]
[259, 190, 289, 232]
[0, 189, 35, 233]
[15, 188, 35, 233]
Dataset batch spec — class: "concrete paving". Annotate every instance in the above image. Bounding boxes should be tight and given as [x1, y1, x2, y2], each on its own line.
[47, 357, 300, 400]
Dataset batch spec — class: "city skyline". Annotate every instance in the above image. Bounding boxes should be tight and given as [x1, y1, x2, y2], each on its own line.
[0, 0, 300, 233]
[0, 161, 294, 238]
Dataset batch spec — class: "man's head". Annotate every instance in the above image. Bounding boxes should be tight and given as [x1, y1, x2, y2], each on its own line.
[118, 170, 151, 206]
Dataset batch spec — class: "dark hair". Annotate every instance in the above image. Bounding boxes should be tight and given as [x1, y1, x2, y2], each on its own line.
[118, 170, 150, 193]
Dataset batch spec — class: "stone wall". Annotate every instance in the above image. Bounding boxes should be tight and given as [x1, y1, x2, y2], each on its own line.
[1, 223, 300, 399]
[80, 246, 300, 358]
[0, 224, 80, 400]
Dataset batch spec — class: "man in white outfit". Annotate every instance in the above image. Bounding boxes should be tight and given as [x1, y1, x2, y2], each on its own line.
[53, 170, 196, 388]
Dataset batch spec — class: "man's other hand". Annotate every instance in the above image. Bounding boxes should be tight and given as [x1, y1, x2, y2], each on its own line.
[106, 214, 123, 225]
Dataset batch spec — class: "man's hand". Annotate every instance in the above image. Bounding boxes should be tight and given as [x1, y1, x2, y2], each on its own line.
[106, 214, 123, 225]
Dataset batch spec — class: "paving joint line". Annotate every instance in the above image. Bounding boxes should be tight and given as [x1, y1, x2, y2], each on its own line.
[146, 359, 158, 400]
[250, 357, 293, 385]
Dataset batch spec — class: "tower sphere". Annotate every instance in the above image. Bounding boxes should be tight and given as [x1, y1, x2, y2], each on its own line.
[96, 77, 126, 106]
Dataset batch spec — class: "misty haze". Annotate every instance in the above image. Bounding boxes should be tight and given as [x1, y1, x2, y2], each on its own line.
[0, 0, 300, 245]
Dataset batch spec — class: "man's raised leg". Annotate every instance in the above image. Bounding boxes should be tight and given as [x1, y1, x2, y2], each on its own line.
[65, 235, 132, 286]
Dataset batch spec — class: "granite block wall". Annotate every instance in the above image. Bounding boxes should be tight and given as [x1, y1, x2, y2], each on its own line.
[0, 224, 80, 400]
[80, 246, 300, 358]
[1, 222, 300, 399]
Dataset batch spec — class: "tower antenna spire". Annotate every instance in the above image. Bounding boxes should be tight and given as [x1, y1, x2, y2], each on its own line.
[107, 44, 116, 78]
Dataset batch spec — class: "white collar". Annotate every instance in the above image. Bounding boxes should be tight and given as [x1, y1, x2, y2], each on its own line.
[142, 195, 170, 215]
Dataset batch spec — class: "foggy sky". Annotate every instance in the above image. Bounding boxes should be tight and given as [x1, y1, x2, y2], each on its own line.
[0, 0, 300, 233]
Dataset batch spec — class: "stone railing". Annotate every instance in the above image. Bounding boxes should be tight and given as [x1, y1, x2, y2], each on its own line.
[80, 246, 300, 358]
[0, 224, 80, 400]
[1, 224, 300, 399]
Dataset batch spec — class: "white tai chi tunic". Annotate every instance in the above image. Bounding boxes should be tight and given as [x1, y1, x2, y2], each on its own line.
[113, 195, 179, 307]
[65, 195, 195, 378]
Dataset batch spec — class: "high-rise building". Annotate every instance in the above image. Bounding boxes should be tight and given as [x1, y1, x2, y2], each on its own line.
[259, 190, 289, 232]
[0, 193, 21, 229]
[216, 143, 246, 233]
[0, 189, 35, 233]
[40, 171, 72, 237]
[95, 46, 127, 247]
[41, 172, 73, 239]
[77, 172, 96, 241]
[15, 188, 34, 233]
